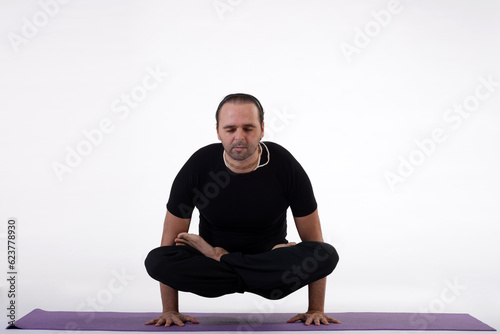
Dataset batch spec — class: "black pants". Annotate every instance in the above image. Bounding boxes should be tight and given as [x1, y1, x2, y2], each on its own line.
[145, 241, 339, 300]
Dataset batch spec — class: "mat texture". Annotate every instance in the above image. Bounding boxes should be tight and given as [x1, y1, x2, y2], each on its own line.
[7, 309, 496, 332]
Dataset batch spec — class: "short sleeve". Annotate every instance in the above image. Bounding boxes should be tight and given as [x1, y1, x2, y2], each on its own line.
[285, 152, 318, 217]
[166, 160, 196, 219]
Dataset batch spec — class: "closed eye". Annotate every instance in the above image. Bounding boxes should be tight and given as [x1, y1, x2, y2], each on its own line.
[223, 125, 257, 133]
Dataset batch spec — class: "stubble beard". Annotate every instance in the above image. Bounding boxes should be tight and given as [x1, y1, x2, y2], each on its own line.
[226, 142, 259, 161]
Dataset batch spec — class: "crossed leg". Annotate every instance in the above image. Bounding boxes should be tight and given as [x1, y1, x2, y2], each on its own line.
[145, 233, 339, 300]
[175, 232, 297, 261]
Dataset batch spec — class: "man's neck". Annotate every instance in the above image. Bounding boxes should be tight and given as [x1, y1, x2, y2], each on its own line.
[224, 146, 261, 174]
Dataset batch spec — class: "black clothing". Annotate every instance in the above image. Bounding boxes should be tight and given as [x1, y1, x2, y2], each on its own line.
[145, 241, 339, 299]
[166, 142, 317, 254]
[146, 141, 339, 300]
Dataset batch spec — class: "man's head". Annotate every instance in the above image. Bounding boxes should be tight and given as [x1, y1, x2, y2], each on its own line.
[215, 93, 264, 129]
[216, 93, 265, 162]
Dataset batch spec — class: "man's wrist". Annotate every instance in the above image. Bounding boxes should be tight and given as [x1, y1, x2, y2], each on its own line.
[307, 308, 324, 313]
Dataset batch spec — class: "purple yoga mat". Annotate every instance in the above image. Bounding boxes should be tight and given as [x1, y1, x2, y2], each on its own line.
[8, 309, 496, 332]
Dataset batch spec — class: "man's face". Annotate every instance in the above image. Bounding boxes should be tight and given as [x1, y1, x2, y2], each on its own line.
[217, 102, 264, 161]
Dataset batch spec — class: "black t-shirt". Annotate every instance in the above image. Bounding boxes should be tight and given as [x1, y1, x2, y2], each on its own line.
[166, 141, 317, 254]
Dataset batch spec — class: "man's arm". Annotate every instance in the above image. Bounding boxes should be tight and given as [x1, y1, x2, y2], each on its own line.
[294, 208, 323, 242]
[160, 210, 191, 247]
[145, 210, 199, 327]
[288, 209, 340, 326]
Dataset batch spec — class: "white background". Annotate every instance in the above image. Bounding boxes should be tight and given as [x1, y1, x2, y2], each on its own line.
[1, 0, 499, 333]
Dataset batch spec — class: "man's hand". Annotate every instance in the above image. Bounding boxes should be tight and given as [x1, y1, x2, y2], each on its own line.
[272, 242, 297, 250]
[287, 311, 341, 326]
[175, 233, 228, 261]
[145, 311, 199, 327]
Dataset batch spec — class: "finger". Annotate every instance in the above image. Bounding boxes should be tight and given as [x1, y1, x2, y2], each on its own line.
[187, 316, 200, 324]
[163, 318, 174, 328]
[175, 235, 186, 242]
[287, 315, 302, 323]
[325, 315, 340, 324]
[177, 232, 189, 240]
[314, 317, 322, 326]
[172, 316, 185, 327]
[304, 316, 313, 326]
[175, 239, 191, 247]
[155, 318, 166, 327]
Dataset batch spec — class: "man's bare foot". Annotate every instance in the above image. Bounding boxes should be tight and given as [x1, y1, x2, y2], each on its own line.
[272, 242, 297, 250]
[175, 233, 229, 261]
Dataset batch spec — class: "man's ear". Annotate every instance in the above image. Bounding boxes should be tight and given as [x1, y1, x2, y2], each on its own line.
[261, 121, 265, 139]
[216, 123, 221, 141]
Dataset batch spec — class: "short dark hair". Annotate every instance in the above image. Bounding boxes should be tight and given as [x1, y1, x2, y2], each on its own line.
[216, 93, 264, 127]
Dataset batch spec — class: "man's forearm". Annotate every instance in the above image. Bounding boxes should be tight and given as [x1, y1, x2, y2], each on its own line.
[158, 210, 191, 314]
[308, 277, 326, 312]
[160, 283, 179, 313]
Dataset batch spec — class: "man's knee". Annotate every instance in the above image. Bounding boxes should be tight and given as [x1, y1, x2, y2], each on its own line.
[317, 242, 339, 275]
[258, 243, 339, 300]
[300, 241, 339, 276]
[144, 246, 191, 281]
[144, 247, 164, 281]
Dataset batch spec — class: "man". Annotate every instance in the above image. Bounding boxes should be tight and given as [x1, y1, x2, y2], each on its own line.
[145, 93, 340, 327]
